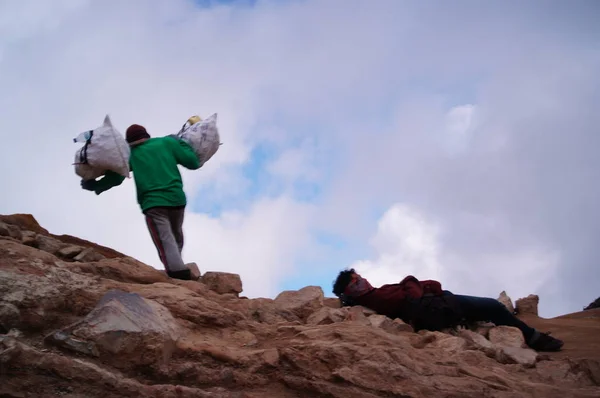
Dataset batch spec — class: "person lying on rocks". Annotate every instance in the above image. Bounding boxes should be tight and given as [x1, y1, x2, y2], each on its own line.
[332, 268, 564, 352]
[80, 124, 200, 281]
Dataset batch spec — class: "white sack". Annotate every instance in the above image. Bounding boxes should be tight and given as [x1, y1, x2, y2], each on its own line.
[178, 113, 220, 167]
[73, 115, 130, 180]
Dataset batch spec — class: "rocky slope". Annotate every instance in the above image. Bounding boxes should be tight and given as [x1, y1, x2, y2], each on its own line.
[1, 214, 599, 398]
[584, 297, 600, 311]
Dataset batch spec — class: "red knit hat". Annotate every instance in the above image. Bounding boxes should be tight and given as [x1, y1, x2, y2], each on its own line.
[126, 124, 151, 144]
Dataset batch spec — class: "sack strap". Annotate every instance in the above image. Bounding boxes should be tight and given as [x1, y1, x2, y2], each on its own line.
[79, 130, 94, 164]
[176, 121, 189, 138]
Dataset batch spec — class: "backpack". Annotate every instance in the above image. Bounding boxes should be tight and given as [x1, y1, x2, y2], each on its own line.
[402, 293, 466, 332]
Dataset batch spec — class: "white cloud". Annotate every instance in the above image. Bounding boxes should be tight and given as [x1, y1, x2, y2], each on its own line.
[442, 104, 476, 155]
[352, 203, 561, 316]
[0, 0, 88, 46]
[183, 196, 316, 297]
[351, 204, 444, 287]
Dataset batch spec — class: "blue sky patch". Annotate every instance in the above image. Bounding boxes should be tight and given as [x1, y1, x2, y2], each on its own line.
[278, 228, 370, 296]
[193, 0, 258, 8]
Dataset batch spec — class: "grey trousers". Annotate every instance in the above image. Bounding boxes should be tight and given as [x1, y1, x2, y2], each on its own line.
[144, 206, 187, 273]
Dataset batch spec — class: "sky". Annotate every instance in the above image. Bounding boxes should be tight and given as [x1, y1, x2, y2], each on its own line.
[1, 0, 599, 318]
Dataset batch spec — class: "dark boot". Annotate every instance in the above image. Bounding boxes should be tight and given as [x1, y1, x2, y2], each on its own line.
[167, 269, 192, 281]
[527, 331, 564, 352]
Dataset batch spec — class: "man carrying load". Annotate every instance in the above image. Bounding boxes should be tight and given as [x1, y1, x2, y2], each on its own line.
[80, 122, 201, 281]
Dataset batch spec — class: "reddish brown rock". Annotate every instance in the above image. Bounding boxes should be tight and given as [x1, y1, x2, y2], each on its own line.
[274, 286, 324, 320]
[488, 326, 527, 348]
[0, 222, 10, 237]
[495, 346, 538, 368]
[0, 213, 599, 398]
[339, 305, 371, 326]
[498, 290, 516, 313]
[419, 331, 468, 354]
[0, 303, 20, 332]
[187, 262, 201, 280]
[57, 245, 84, 259]
[323, 297, 341, 308]
[458, 328, 495, 354]
[74, 247, 106, 262]
[516, 294, 540, 316]
[306, 307, 345, 325]
[21, 230, 36, 246]
[201, 271, 243, 296]
[237, 297, 300, 325]
[0, 222, 21, 240]
[0, 214, 49, 235]
[75, 257, 169, 285]
[45, 289, 180, 370]
[0, 336, 238, 397]
[35, 234, 67, 255]
[368, 314, 414, 334]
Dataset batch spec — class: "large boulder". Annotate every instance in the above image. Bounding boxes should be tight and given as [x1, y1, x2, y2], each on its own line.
[74, 257, 169, 285]
[417, 331, 468, 354]
[0, 335, 237, 398]
[488, 326, 538, 368]
[342, 305, 376, 318]
[458, 328, 495, 354]
[515, 294, 539, 316]
[0, 221, 21, 240]
[274, 286, 324, 320]
[34, 234, 68, 255]
[57, 245, 84, 259]
[0, 222, 10, 237]
[74, 247, 106, 262]
[306, 307, 346, 325]
[323, 297, 341, 309]
[0, 240, 104, 331]
[0, 214, 49, 235]
[243, 298, 300, 324]
[488, 326, 526, 348]
[187, 262, 201, 280]
[368, 314, 413, 334]
[201, 271, 243, 296]
[46, 289, 180, 370]
[21, 230, 36, 246]
[584, 297, 600, 311]
[0, 303, 20, 333]
[495, 346, 538, 368]
[128, 283, 246, 328]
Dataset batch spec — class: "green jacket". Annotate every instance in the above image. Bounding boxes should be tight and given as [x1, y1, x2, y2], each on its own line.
[93, 136, 200, 212]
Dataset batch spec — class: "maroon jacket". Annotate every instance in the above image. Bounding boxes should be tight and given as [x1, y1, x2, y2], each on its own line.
[352, 275, 443, 320]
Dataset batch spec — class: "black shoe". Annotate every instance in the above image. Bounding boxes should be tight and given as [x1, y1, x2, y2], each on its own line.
[528, 332, 564, 352]
[167, 269, 193, 281]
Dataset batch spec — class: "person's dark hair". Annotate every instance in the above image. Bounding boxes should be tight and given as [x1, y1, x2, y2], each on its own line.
[332, 268, 356, 297]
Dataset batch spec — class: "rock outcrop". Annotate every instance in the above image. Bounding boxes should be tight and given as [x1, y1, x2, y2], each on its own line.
[516, 294, 540, 316]
[1, 213, 599, 398]
[584, 297, 600, 311]
[45, 289, 181, 371]
[498, 290, 516, 313]
[201, 271, 243, 296]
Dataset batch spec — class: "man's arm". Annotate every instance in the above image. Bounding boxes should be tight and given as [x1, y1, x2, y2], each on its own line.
[91, 170, 126, 195]
[167, 136, 200, 170]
